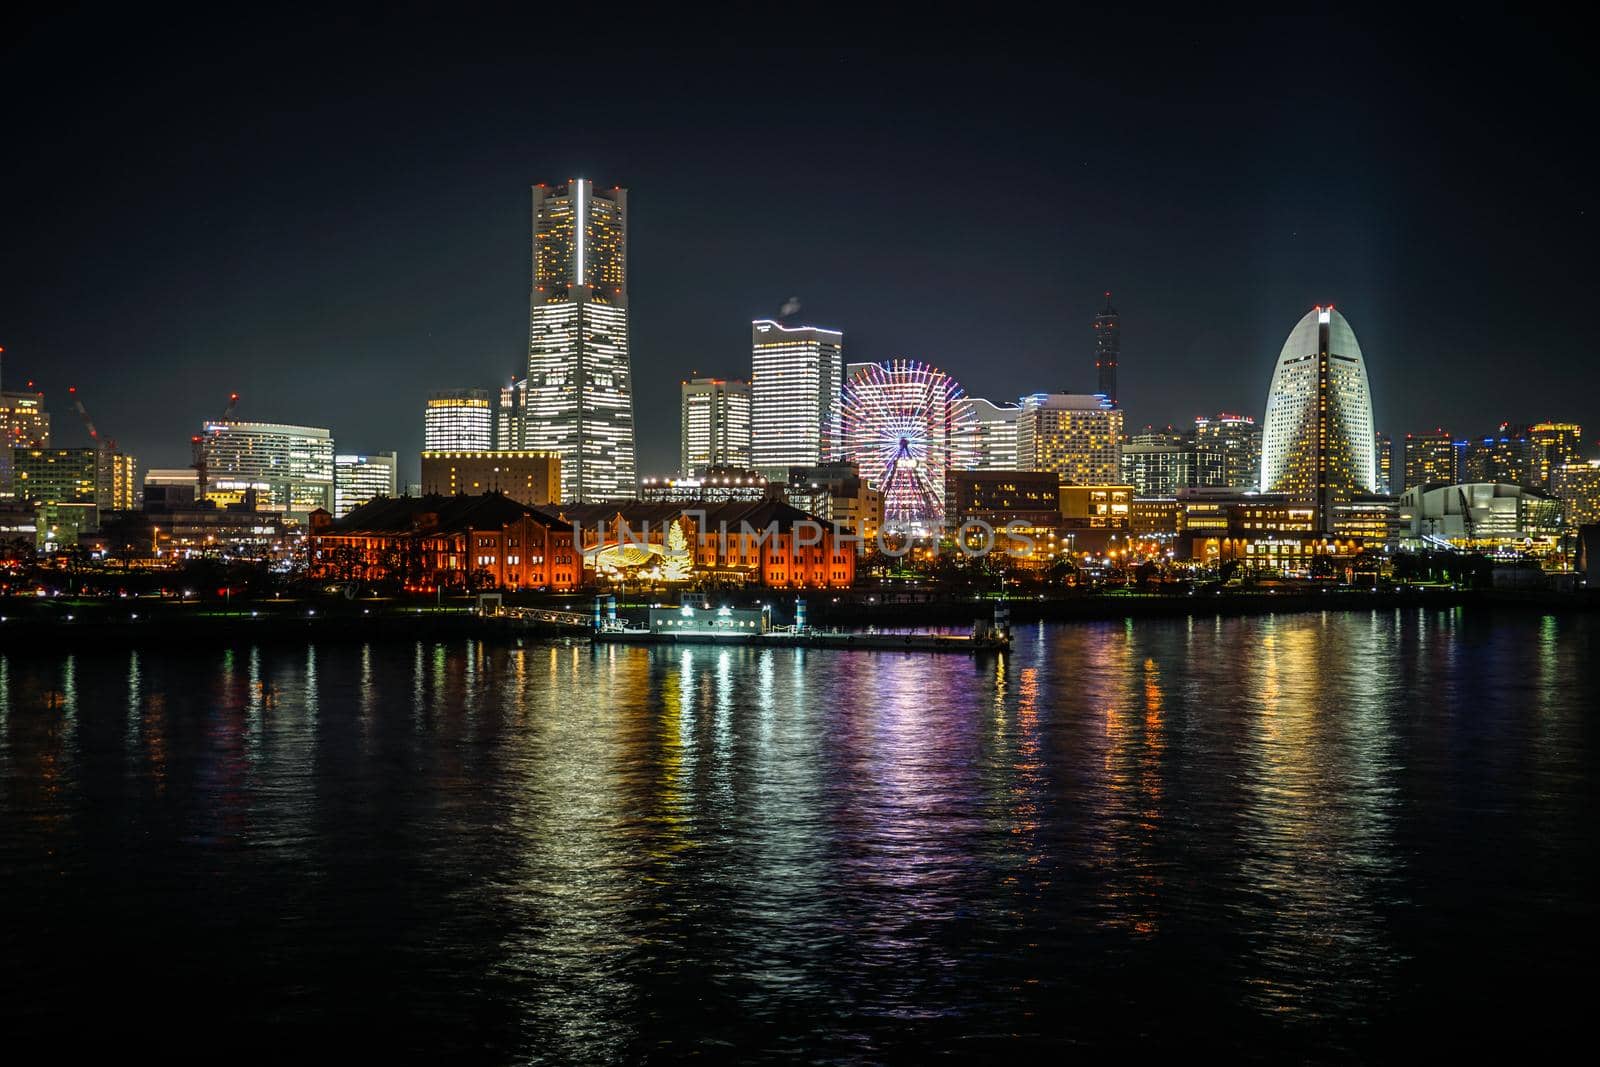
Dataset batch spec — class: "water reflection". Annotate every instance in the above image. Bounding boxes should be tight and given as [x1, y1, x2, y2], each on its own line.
[0, 612, 1595, 1059]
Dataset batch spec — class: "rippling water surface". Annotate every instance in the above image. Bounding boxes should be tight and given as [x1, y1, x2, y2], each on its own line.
[2, 610, 1596, 1060]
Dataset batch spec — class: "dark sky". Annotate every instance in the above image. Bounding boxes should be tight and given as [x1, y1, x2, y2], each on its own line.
[3, 11, 1594, 482]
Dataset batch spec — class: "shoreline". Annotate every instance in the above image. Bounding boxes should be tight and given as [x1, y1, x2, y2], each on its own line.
[1, 587, 1595, 652]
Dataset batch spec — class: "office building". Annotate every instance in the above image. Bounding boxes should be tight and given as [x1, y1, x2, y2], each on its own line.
[680, 377, 752, 475]
[199, 420, 335, 517]
[1119, 442, 1224, 496]
[1092, 292, 1120, 404]
[425, 389, 494, 452]
[497, 378, 528, 450]
[945, 469, 1063, 529]
[750, 319, 843, 475]
[1, 388, 50, 494]
[1016, 393, 1124, 486]
[525, 179, 635, 502]
[1192, 413, 1262, 491]
[335, 451, 399, 517]
[953, 398, 1021, 470]
[1402, 430, 1459, 490]
[420, 450, 560, 507]
[1260, 305, 1378, 525]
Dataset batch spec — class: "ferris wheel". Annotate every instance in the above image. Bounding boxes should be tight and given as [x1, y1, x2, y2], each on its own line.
[838, 359, 972, 531]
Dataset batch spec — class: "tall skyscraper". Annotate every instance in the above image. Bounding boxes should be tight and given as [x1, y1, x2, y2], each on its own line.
[1092, 292, 1120, 404]
[335, 452, 398, 517]
[1016, 393, 1124, 486]
[424, 389, 494, 452]
[525, 179, 635, 502]
[680, 378, 752, 476]
[1402, 429, 1459, 490]
[1464, 426, 1541, 488]
[750, 319, 843, 474]
[1260, 305, 1377, 526]
[1375, 431, 1393, 494]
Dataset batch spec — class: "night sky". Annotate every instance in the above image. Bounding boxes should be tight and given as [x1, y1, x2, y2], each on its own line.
[3, 12, 1594, 482]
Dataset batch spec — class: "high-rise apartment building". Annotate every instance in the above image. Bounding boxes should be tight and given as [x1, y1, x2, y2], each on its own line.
[525, 180, 635, 502]
[750, 319, 843, 475]
[1017, 393, 1124, 486]
[1260, 306, 1377, 525]
[1192, 413, 1262, 490]
[680, 378, 752, 476]
[1528, 422, 1583, 488]
[425, 389, 494, 452]
[335, 452, 398, 517]
[199, 420, 335, 516]
[1402, 430, 1459, 490]
[1464, 427, 1540, 488]
[953, 398, 1021, 471]
[1092, 292, 1120, 404]
[1552, 460, 1600, 527]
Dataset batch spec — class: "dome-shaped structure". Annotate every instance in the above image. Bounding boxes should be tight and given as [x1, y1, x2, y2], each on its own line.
[1260, 306, 1377, 513]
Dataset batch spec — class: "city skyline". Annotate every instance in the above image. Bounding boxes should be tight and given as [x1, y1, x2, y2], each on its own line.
[3, 18, 1594, 481]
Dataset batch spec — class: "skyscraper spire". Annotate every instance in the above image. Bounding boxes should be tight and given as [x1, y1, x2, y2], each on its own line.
[1092, 291, 1120, 405]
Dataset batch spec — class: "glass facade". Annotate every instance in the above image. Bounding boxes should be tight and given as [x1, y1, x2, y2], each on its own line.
[953, 398, 1021, 471]
[680, 378, 752, 476]
[750, 320, 843, 472]
[424, 389, 493, 452]
[526, 180, 635, 503]
[334, 452, 398, 517]
[1260, 306, 1377, 524]
[201, 420, 335, 516]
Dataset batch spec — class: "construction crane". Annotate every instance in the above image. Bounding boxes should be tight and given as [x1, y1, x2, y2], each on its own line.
[192, 392, 240, 499]
[67, 386, 117, 453]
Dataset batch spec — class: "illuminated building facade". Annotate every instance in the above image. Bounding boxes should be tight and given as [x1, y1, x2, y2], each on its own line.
[1375, 431, 1393, 494]
[750, 320, 843, 474]
[1, 389, 50, 494]
[1464, 427, 1541, 488]
[953, 398, 1021, 470]
[1552, 460, 1600, 527]
[1092, 291, 1120, 404]
[1528, 422, 1583, 488]
[680, 378, 752, 475]
[1260, 306, 1377, 526]
[1399, 482, 1561, 549]
[785, 462, 883, 547]
[334, 451, 398, 517]
[560, 499, 856, 588]
[641, 467, 770, 504]
[311, 494, 579, 591]
[497, 378, 528, 450]
[945, 470, 1062, 528]
[1192, 413, 1261, 490]
[424, 389, 493, 452]
[1119, 442, 1224, 496]
[199, 420, 335, 517]
[526, 180, 635, 502]
[1016, 393, 1124, 486]
[420, 450, 560, 507]
[1402, 430, 1460, 491]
